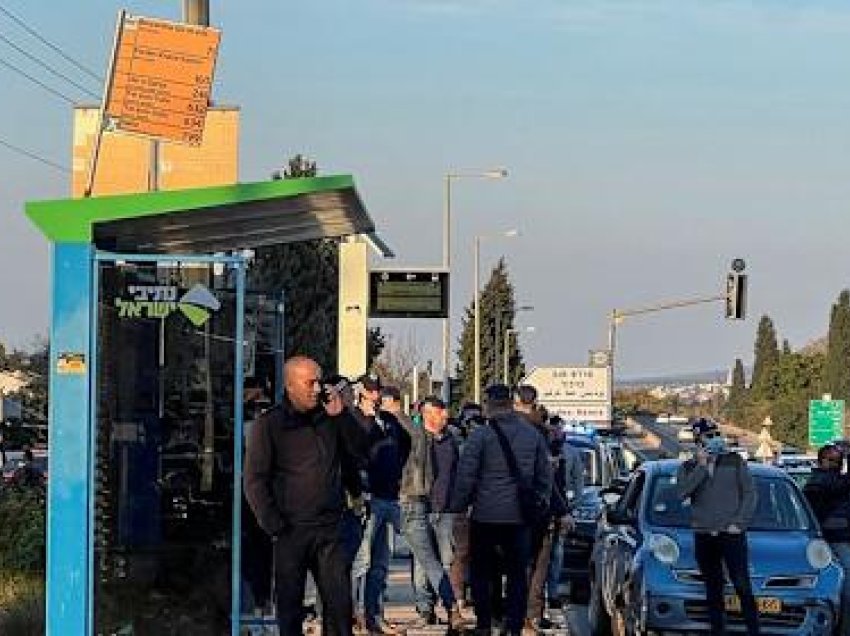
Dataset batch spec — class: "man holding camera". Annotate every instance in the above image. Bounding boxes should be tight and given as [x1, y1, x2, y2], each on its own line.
[676, 418, 759, 636]
[350, 377, 410, 635]
[244, 355, 369, 636]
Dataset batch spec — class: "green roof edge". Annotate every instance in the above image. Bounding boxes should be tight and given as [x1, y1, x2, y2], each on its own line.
[25, 175, 356, 243]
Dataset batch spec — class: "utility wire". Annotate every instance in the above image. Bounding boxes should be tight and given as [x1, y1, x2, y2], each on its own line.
[0, 136, 71, 173]
[0, 31, 100, 100]
[0, 3, 102, 84]
[0, 55, 77, 104]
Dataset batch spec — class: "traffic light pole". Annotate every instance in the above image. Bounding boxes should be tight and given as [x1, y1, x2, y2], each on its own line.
[608, 292, 725, 421]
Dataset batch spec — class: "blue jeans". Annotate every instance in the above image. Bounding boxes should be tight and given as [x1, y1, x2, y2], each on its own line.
[352, 498, 401, 623]
[831, 542, 850, 636]
[402, 499, 456, 614]
[412, 512, 455, 615]
[547, 532, 565, 601]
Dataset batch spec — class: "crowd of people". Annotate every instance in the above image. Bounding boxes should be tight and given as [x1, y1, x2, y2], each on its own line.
[243, 355, 584, 636]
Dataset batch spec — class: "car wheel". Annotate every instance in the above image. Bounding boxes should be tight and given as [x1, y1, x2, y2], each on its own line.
[587, 577, 612, 636]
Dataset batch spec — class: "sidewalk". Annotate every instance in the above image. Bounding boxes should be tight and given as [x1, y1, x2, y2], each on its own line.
[377, 560, 572, 635]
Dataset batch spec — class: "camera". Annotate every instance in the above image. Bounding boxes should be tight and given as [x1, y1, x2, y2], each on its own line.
[319, 378, 349, 404]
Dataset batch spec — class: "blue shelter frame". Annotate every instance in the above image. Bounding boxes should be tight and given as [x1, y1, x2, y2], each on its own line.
[27, 176, 377, 636]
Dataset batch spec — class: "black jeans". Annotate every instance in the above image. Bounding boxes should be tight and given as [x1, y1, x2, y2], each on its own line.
[274, 522, 353, 636]
[694, 531, 760, 636]
[470, 521, 531, 634]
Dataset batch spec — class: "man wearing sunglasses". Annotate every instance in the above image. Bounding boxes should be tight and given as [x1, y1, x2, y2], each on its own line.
[677, 418, 759, 636]
[804, 443, 850, 635]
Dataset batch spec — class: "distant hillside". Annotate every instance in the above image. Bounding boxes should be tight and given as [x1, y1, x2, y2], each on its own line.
[617, 368, 729, 388]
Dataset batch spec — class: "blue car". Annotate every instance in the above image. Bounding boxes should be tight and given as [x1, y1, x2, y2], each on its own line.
[589, 459, 842, 635]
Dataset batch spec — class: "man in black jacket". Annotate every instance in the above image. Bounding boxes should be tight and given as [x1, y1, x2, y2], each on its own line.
[450, 384, 552, 636]
[244, 356, 369, 636]
[804, 443, 850, 636]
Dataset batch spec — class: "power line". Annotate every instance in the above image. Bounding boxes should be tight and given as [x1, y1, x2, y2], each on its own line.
[0, 55, 77, 104]
[0, 3, 102, 83]
[0, 136, 69, 173]
[0, 31, 100, 99]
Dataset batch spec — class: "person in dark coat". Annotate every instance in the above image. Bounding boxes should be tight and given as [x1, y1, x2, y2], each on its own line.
[244, 356, 369, 636]
[450, 384, 552, 636]
[804, 443, 850, 636]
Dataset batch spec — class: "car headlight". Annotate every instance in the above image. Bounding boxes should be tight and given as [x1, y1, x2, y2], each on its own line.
[648, 533, 680, 565]
[806, 539, 832, 570]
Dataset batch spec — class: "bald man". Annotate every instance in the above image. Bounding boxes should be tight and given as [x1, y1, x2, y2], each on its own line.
[245, 356, 369, 636]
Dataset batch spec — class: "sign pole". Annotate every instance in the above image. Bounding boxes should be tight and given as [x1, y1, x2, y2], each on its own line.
[84, 10, 125, 198]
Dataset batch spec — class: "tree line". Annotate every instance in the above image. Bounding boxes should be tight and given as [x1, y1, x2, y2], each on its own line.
[724, 290, 850, 450]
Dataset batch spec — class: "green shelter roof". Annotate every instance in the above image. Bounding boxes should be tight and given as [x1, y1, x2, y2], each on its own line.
[25, 175, 375, 253]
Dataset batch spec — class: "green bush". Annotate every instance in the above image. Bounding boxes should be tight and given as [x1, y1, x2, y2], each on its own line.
[0, 486, 45, 572]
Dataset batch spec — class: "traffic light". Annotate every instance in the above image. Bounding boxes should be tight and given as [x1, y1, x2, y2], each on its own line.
[726, 272, 747, 320]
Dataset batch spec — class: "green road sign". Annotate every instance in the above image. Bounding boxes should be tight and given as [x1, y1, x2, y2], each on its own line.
[809, 399, 845, 447]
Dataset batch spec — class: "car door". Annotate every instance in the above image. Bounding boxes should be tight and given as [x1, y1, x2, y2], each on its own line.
[605, 470, 646, 612]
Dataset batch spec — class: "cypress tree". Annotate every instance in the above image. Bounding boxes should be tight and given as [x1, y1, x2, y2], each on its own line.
[456, 259, 524, 400]
[824, 289, 850, 401]
[751, 315, 779, 396]
[729, 358, 746, 404]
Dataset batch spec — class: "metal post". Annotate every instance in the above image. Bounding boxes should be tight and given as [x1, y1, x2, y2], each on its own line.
[441, 175, 451, 402]
[503, 329, 512, 384]
[495, 308, 502, 386]
[412, 364, 420, 404]
[473, 236, 481, 404]
[183, 0, 210, 25]
[608, 310, 617, 423]
[84, 10, 124, 197]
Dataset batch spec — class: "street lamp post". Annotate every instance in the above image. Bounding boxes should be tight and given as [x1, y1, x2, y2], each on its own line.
[494, 304, 533, 386]
[441, 168, 508, 402]
[474, 229, 518, 403]
[503, 326, 535, 384]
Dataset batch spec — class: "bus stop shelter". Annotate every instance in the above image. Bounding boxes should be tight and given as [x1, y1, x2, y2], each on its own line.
[26, 175, 376, 636]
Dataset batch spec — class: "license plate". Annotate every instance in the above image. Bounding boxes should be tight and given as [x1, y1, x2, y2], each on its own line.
[724, 595, 782, 614]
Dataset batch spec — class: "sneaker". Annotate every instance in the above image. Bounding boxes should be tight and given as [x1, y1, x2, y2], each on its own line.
[447, 606, 469, 633]
[537, 617, 554, 630]
[353, 611, 368, 634]
[407, 612, 437, 629]
[365, 618, 401, 635]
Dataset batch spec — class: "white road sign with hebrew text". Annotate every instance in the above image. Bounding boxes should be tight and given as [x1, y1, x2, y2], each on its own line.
[522, 366, 611, 421]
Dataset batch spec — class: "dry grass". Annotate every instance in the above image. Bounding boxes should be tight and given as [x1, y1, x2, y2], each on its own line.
[0, 572, 45, 636]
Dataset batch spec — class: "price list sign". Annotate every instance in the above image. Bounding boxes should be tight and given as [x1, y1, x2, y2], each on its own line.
[104, 14, 221, 145]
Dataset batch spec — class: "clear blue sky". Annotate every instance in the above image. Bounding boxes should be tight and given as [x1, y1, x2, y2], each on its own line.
[2, 0, 850, 378]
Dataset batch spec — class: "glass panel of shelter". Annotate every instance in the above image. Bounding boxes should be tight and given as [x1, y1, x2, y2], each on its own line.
[93, 258, 248, 636]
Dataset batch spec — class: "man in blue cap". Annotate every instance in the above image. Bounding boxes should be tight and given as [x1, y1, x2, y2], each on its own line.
[677, 418, 759, 636]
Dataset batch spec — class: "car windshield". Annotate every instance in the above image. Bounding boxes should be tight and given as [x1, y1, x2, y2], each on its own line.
[647, 472, 813, 531]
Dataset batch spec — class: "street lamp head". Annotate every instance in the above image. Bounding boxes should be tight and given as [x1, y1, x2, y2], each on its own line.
[503, 229, 520, 238]
[525, 326, 536, 333]
[517, 305, 534, 312]
[484, 168, 509, 179]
